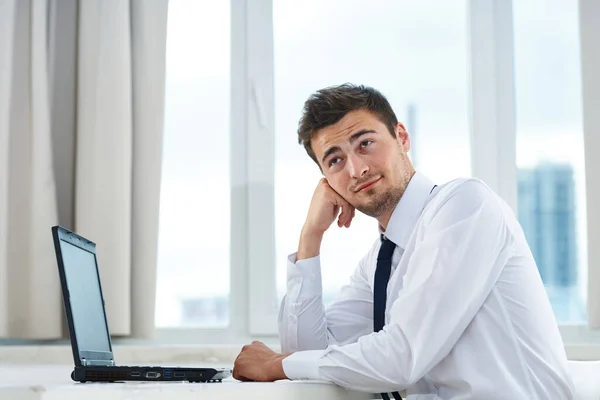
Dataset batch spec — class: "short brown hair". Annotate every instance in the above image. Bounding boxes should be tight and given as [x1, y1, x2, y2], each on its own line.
[298, 84, 399, 166]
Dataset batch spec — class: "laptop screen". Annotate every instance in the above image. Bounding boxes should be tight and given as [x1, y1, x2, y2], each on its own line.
[59, 239, 111, 353]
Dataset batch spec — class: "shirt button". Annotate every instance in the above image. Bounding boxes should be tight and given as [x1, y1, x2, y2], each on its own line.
[310, 273, 317, 281]
[290, 315, 298, 322]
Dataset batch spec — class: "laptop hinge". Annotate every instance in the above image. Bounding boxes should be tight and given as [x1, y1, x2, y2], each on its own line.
[81, 358, 115, 367]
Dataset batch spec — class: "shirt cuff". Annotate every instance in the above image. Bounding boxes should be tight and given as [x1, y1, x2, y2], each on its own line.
[287, 253, 323, 300]
[282, 350, 324, 381]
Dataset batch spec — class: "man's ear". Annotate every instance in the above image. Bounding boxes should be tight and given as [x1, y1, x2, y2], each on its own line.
[396, 123, 411, 153]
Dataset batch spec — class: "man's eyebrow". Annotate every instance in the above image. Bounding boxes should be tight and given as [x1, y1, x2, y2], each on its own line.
[321, 146, 341, 165]
[348, 129, 376, 144]
[321, 129, 377, 165]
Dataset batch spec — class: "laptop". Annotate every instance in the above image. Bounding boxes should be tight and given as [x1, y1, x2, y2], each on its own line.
[51, 225, 232, 383]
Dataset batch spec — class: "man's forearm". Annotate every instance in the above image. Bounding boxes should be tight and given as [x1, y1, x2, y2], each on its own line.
[297, 226, 324, 260]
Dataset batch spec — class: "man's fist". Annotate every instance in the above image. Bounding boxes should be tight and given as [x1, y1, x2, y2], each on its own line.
[233, 341, 290, 382]
[297, 179, 356, 261]
[304, 178, 356, 235]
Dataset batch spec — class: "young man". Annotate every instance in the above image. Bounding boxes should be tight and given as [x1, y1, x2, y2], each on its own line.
[233, 84, 575, 399]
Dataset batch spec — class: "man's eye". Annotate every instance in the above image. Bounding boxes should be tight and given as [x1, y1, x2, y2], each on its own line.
[329, 157, 341, 167]
[360, 140, 372, 148]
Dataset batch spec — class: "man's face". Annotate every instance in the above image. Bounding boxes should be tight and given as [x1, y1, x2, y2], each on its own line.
[311, 109, 414, 218]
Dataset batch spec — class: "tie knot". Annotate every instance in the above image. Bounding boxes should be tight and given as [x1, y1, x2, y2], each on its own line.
[378, 235, 396, 260]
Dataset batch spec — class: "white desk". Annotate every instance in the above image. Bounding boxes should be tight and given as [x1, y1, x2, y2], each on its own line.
[0, 365, 370, 400]
[4, 362, 600, 399]
[3, 346, 600, 399]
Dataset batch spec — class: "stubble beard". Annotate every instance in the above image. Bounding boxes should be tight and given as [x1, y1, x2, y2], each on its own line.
[355, 184, 404, 218]
[355, 153, 413, 218]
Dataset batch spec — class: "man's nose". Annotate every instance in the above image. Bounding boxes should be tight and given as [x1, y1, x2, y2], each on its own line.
[346, 154, 369, 178]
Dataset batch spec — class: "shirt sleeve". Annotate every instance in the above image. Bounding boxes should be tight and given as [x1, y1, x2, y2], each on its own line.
[281, 180, 514, 393]
[278, 245, 377, 354]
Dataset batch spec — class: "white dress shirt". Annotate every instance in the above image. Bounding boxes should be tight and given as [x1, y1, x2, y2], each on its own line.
[279, 172, 575, 399]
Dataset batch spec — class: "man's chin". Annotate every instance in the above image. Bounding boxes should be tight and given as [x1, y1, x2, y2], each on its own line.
[355, 191, 402, 218]
[355, 202, 387, 218]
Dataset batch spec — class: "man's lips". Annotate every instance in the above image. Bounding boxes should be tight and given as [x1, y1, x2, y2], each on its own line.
[355, 177, 381, 192]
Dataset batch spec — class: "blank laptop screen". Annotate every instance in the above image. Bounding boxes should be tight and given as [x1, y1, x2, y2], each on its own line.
[59, 239, 111, 353]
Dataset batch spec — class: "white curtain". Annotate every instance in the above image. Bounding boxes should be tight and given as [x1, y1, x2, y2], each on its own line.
[0, 0, 168, 339]
[75, 0, 169, 337]
[0, 0, 61, 339]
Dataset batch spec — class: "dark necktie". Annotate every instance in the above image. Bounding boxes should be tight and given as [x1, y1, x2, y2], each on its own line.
[374, 235, 400, 400]
[374, 235, 396, 332]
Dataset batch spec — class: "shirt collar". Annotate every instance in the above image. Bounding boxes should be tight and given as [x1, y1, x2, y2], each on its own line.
[380, 171, 436, 250]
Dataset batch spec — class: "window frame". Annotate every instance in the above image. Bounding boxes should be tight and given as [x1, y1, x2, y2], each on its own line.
[579, 0, 600, 331]
[155, 0, 600, 350]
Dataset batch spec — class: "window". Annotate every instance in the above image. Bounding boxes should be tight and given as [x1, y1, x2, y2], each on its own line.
[155, 0, 231, 328]
[513, 0, 587, 323]
[273, 0, 470, 302]
[150, 1, 599, 343]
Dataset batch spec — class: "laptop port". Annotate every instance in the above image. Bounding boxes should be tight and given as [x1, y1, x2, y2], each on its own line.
[145, 372, 161, 379]
[130, 371, 141, 377]
[174, 372, 185, 378]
